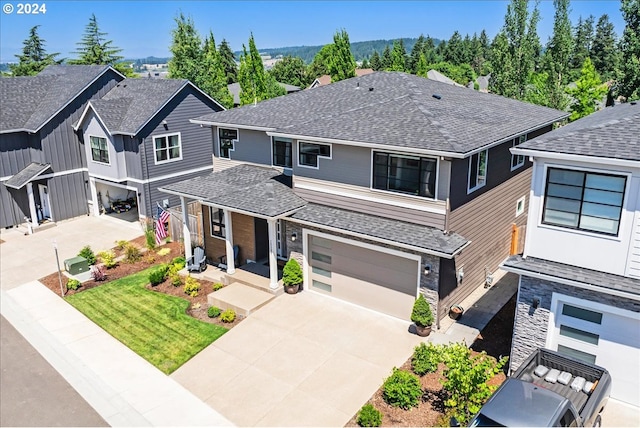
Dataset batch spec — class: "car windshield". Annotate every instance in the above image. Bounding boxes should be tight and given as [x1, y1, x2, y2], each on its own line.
[469, 414, 505, 427]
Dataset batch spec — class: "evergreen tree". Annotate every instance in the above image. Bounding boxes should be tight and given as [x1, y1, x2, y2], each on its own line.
[199, 31, 233, 109]
[369, 51, 382, 71]
[461, 33, 474, 65]
[9, 25, 60, 76]
[408, 35, 426, 74]
[618, 0, 640, 100]
[570, 15, 595, 81]
[308, 44, 333, 79]
[566, 58, 608, 121]
[218, 39, 238, 84]
[543, 0, 574, 110]
[269, 55, 309, 88]
[70, 14, 132, 76]
[416, 53, 429, 77]
[327, 29, 356, 82]
[238, 33, 285, 105]
[591, 14, 619, 81]
[423, 36, 439, 64]
[389, 39, 407, 71]
[381, 45, 392, 70]
[444, 31, 464, 65]
[360, 57, 370, 69]
[168, 13, 203, 83]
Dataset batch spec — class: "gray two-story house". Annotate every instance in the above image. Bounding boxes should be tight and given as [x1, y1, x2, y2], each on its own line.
[160, 72, 567, 324]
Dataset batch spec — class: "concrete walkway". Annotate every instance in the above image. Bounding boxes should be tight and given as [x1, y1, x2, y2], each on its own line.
[2, 281, 233, 427]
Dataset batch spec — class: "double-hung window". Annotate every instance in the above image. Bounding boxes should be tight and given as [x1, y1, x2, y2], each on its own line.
[219, 128, 237, 159]
[511, 135, 526, 170]
[542, 168, 626, 235]
[90, 136, 109, 164]
[273, 137, 292, 168]
[468, 149, 488, 192]
[154, 133, 181, 163]
[373, 152, 437, 198]
[299, 142, 330, 168]
[210, 207, 226, 238]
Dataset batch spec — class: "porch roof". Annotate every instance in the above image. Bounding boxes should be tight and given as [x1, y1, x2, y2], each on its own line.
[503, 255, 640, 297]
[4, 162, 51, 189]
[158, 164, 307, 218]
[288, 203, 469, 258]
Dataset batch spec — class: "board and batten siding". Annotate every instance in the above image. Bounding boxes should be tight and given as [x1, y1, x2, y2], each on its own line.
[0, 185, 30, 228]
[629, 207, 640, 278]
[46, 171, 90, 221]
[140, 88, 223, 179]
[442, 167, 532, 317]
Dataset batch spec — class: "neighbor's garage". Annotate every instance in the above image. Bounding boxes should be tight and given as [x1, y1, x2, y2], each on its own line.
[307, 234, 419, 320]
[548, 294, 640, 407]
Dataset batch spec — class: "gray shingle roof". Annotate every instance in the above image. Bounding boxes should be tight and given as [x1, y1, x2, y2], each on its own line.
[158, 164, 307, 217]
[95, 78, 188, 135]
[1, 65, 112, 133]
[503, 255, 640, 296]
[194, 72, 567, 155]
[3, 162, 50, 189]
[289, 203, 469, 256]
[518, 103, 640, 161]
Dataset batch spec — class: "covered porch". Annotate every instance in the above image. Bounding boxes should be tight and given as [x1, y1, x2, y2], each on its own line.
[3, 162, 52, 233]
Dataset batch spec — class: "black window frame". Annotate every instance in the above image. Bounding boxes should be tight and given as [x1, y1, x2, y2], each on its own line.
[298, 142, 331, 168]
[90, 136, 109, 164]
[372, 151, 437, 198]
[219, 128, 237, 159]
[272, 137, 292, 168]
[542, 167, 626, 236]
[209, 207, 226, 238]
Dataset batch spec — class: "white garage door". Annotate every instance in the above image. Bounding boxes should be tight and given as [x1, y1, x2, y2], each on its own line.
[307, 234, 419, 320]
[548, 294, 640, 407]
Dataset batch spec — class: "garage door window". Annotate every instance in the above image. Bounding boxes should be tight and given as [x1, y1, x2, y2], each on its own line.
[311, 251, 331, 264]
[559, 325, 599, 345]
[312, 266, 332, 278]
[312, 280, 332, 292]
[557, 345, 597, 365]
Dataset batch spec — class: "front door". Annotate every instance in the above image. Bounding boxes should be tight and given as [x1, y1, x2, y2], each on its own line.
[254, 218, 269, 262]
[38, 184, 51, 220]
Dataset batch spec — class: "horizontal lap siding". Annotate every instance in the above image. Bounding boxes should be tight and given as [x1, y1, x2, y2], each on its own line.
[442, 168, 532, 315]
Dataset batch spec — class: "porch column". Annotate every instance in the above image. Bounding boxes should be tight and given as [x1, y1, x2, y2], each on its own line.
[223, 209, 235, 274]
[267, 218, 279, 290]
[180, 196, 192, 262]
[26, 182, 38, 231]
[89, 178, 100, 216]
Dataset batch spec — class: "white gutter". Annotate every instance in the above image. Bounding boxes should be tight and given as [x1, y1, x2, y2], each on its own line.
[511, 148, 640, 169]
[188, 119, 276, 132]
[502, 264, 640, 302]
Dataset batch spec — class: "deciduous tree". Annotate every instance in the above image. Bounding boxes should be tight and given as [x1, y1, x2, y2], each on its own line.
[199, 31, 233, 109]
[9, 25, 60, 76]
[327, 29, 356, 82]
[566, 58, 608, 121]
[238, 33, 285, 105]
[618, 0, 640, 100]
[168, 13, 202, 83]
[389, 39, 407, 71]
[543, 0, 574, 110]
[269, 55, 310, 88]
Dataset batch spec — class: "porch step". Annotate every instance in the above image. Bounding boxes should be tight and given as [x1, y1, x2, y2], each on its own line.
[207, 282, 275, 318]
[224, 271, 284, 296]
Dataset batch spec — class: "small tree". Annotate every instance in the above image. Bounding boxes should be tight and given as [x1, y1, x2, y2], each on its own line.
[410, 294, 433, 327]
[566, 58, 608, 121]
[282, 258, 303, 286]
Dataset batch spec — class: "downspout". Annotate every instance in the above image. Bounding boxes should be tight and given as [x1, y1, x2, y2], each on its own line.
[140, 136, 149, 218]
[75, 128, 91, 216]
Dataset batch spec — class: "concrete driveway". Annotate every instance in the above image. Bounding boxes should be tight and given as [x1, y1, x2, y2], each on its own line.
[0, 215, 142, 291]
[171, 291, 424, 427]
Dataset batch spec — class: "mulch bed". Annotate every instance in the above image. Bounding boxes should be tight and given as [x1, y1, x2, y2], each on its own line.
[345, 294, 517, 427]
[38, 237, 240, 329]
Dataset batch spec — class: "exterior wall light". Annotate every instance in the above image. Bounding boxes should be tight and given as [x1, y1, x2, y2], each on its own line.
[291, 232, 297, 242]
[424, 264, 431, 275]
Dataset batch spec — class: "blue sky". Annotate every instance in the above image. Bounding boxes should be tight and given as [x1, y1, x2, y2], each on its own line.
[0, 1, 625, 63]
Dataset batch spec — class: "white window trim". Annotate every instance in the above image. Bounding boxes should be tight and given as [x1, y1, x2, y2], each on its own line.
[296, 140, 332, 170]
[538, 163, 630, 241]
[271, 136, 293, 169]
[89, 135, 111, 166]
[153, 132, 182, 165]
[369, 149, 439, 200]
[511, 135, 526, 171]
[218, 127, 238, 160]
[467, 149, 488, 194]
[515, 195, 526, 217]
[209, 206, 226, 240]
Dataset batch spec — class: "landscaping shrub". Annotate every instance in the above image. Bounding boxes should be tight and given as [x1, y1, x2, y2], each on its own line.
[114, 240, 128, 251]
[78, 245, 96, 265]
[91, 265, 107, 282]
[207, 306, 221, 318]
[66, 278, 81, 291]
[357, 403, 382, 427]
[168, 264, 182, 286]
[157, 248, 171, 256]
[145, 253, 156, 264]
[124, 244, 142, 264]
[282, 258, 303, 286]
[212, 282, 225, 291]
[183, 275, 200, 297]
[149, 264, 169, 286]
[411, 294, 434, 327]
[412, 342, 443, 376]
[171, 256, 186, 270]
[220, 309, 236, 323]
[382, 368, 422, 409]
[97, 250, 117, 269]
[144, 227, 156, 250]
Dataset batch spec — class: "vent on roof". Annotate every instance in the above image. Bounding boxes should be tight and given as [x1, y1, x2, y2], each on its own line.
[432, 94, 442, 100]
[369, 87, 374, 92]
[356, 82, 360, 89]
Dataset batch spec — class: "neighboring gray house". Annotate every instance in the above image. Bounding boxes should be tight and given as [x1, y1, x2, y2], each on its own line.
[74, 78, 224, 219]
[1, 65, 124, 230]
[503, 103, 640, 408]
[161, 71, 567, 324]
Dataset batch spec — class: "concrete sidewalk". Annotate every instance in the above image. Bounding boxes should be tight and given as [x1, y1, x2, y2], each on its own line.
[1, 281, 233, 427]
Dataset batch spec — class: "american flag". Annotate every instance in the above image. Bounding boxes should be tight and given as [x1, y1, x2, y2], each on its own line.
[155, 205, 170, 245]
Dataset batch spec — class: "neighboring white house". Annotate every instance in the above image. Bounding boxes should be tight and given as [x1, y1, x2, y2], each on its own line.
[502, 102, 640, 408]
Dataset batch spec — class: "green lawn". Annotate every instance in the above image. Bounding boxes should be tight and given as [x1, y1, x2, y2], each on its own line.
[66, 268, 227, 374]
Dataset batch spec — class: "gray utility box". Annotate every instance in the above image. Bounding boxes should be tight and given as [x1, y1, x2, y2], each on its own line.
[64, 256, 89, 275]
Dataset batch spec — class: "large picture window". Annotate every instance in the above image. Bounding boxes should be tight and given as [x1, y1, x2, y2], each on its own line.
[273, 138, 292, 168]
[209, 207, 226, 238]
[542, 168, 626, 235]
[154, 133, 181, 163]
[299, 142, 330, 168]
[468, 149, 488, 192]
[373, 152, 437, 198]
[219, 128, 237, 159]
[90, 136, 109, 164]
